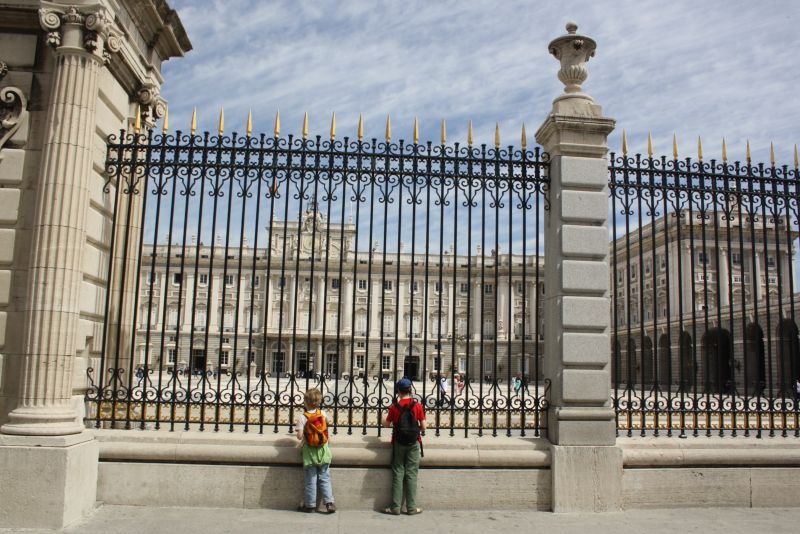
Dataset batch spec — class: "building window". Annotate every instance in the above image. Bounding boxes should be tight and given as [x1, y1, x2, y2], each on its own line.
[248, 351, 256, 365]
[434, 281, 442, 294]
[381, 355, 391, 370]
[253, 275, 260, 288]
[356, 341, 365, 348]
[767, 255, 776, 269]
[433, 356, 441, 371]
[198, 273, 208, 286]
[331, 278, 340, 290]
[219, 350, 229, 366]
[484, 284, 493, 295]
[460, 283, 469, 294]
[168, 349, 177, 364]
[224, 274, 234, 286]
[145, 271, 156, 285]
[732, 252, 741, 266]
[698, 251, 709, 265]
[278, 277, 286, 288]
[410, 281, 418, 293]
[659, 255, 666, 271]
[645, 262, 651, 275]
[173, 273, 182, 285]
[222, 337, 230, 344]
[382, 314, 394, 333]
[516, 282, 524, 295]
[384, 280, 393, 292]
[383, 343, 391, 349]
[272, 351, 285, 374]
[355, 354, 365, 369]
[358, 279, 367, 291]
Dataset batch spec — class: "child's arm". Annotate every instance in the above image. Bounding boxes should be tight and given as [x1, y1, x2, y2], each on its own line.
[382, 415, 392, 427]
[295, 426, 303, 440]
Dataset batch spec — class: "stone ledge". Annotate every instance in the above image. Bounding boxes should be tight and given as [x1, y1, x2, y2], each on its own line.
[619, 436, 800, 467]
[94, 429, 551, 468]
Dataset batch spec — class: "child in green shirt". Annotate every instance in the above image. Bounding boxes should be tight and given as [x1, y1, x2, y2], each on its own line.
[295, 388, 336, 513]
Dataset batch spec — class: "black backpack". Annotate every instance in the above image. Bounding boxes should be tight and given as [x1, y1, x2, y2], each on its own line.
[394, 400, 421, 445]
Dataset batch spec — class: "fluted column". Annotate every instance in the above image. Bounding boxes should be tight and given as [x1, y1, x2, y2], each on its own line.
[2, 6, 121, 436]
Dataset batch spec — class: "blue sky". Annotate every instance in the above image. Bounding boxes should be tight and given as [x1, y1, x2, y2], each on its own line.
[162, 0, 799, 165]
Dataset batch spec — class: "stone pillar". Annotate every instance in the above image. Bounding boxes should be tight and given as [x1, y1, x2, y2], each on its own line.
[2, 5, 119, 436]
[754, 251, 763, 303]
[342, 277, 353, 332]
[719, 247, 729, 308]
[447, 282, 454, 336]
[315, 276, 325, 331]
[472, 281, 481, 339]
[535, 22, 621, 512]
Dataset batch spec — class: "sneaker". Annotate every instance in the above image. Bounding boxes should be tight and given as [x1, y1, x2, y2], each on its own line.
[298, 504, 315, 513]
[325, 502, 337, 514]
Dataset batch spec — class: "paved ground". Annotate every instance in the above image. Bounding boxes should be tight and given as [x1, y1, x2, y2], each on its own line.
[5, 505, 800, 534]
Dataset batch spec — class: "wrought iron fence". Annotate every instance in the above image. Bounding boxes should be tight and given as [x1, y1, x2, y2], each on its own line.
[609, 144, 800, 437]
[88, 123, 550, 437]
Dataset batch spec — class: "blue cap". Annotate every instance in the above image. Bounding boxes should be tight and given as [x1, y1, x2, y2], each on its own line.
[395, 378, 413, 392]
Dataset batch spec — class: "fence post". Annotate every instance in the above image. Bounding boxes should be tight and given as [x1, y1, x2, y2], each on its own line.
[535, 22, 621, 512]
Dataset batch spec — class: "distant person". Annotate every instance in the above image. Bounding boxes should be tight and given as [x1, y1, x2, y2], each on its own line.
[438, 374, 449, 405]
[296, 388, 336, 513]
[795, 378, 800, 401]
[513, 373, 523, 396]
[382, 378, 426, 515]
[455, 374, 465, 395]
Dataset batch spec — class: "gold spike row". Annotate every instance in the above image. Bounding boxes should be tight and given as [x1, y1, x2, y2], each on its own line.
[746, 140, 751, 163]
[218, 108, 225, 135]
[521, 124, 527, 150]
[274, 110, 281, 138]
[647, 132, 653, 158]
[467, 121, 473, 146]
[133, 104, 141, 134]
[621, 129, 628, 156]
[770, 142, 776, 166]
[413, 117, 419, 144]
[302, 111, 309, 140]
[721, 138, 727, 163]
[358, 114, 364, 141]
[440, 119, 446, 145]
[162, 106, 169, 134]
[672, 133, 678, 159]
[697, 136, 703, 161]
[494, 122, 501, 149]
[795, 144, 799, 169]
[385, 114, 392, 142]
[246, 110, 253, 137]
[330, 112, 336, 139]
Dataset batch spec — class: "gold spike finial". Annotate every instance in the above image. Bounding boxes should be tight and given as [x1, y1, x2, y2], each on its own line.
[133, 104, 141, 134]
[273, 110, 281, 138]
[494, 122, 501, 149]
[621, 129, 628, 156]
[467, 120, 474, 146]
[329, 112, 336, 139]
[746, 140, 751, 163]
[697, 136, 703, 161]
[357, 114, 364, 141]
[647, 132, 653, 158]
[440, 119, 446, 145]
[770, 142, 776, 166]
[413, 117, 419, 144]
[190, 107, 197, 136]
[521, 123, 527, 150]
[794, 144, 798, 169]
[302, 111, 309, 140]
[385, 114, 392, 142]
[218, 107, 225, 135]
[722, 138, 727, 163]
[246, 110, 253, 137]
[162, 105, 169, 134]
[672, 133, 678, 159]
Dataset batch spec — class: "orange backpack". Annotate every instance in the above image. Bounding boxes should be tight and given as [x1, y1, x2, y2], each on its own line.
[303, 409, 329, 447]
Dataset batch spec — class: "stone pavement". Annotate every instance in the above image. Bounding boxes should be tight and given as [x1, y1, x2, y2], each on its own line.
[4, 505, 799, 534]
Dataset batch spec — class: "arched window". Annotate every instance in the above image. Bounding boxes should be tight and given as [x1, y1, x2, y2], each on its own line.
[642, 336, 654, 386]
[745, 323, 766, 394]
[777, 319, 799, 394]
[703, 327, 733, 394]
[658, 333, 672, 388]
[679, 331, 693, 391]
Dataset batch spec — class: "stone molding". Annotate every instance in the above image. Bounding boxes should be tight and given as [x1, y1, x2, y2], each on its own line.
[0, 73, 28, 159]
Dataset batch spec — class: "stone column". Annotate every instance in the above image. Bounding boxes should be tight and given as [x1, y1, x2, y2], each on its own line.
[719, 247, 730, 308]
[447, 282, 454, 336]
[315, 276, 325, 331]
[535, 23, 621, 512]
[472, 281, 481, 339]
[754, 251, 763, 302]
[1, 5, 119, 437]
[342, 277, 353, 332]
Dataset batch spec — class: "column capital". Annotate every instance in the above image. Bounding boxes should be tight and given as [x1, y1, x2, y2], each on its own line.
[39, 3, 122, 64]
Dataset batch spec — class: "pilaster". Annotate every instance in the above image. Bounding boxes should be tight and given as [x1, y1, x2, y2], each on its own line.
[536, 22, 620, 512]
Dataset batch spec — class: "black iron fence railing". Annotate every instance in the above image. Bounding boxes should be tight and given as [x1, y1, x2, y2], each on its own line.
[88, 128, 550, 437]
[609, 150, 800, 437]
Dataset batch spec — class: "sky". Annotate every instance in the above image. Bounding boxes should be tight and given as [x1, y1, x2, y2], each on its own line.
[161, 0, 799, 165]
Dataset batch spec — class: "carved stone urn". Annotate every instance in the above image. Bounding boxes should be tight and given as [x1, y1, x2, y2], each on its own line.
[547, 21, 597, 101]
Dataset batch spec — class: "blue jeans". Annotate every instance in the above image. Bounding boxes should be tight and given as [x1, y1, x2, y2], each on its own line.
[303, 463, 334, 507]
